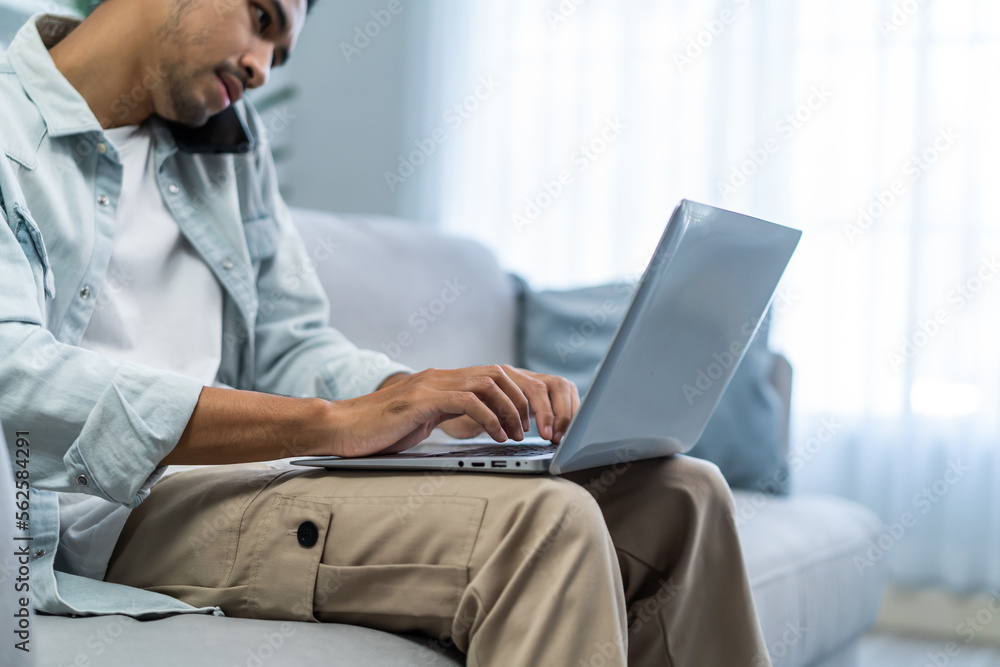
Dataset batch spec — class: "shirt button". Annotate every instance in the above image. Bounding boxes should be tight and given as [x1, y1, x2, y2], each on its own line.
[79, 285, 91, 299]
[168, 184, 180, 195]
[33, 549, 46, 559]
[97, 194, 110, 207]
[297, 521, 319, 548]
[96, 142, 107, 155]
[221, 258, 234, 270]
[76, 474, 89, 486]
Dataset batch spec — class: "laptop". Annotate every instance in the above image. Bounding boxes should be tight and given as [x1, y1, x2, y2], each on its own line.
[293, 200, 801, 475]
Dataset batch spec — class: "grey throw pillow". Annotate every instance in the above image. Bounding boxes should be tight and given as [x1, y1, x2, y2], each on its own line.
[514, 277, 789, 494]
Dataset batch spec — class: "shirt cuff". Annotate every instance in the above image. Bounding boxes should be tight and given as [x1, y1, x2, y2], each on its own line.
[63, 361, 204, 508]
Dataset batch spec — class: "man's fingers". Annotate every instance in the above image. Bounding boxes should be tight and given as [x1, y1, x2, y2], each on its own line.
[481, 366, 530, 434]
[502, 365, 555, 439]
[549, 377, 577, 443]
[441, 391, 509, 442]
[373, 367, 563, 447]
[465, 369, 526, 440]
[569, 382, 581, 418]
[386, 413, 460, 453]
[438, 414, 485, 439]
[415, 367, 525, 440]
[498, 367, 583, 443]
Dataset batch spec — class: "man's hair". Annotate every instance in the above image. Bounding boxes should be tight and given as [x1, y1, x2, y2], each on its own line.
[92, 0, 317, 14]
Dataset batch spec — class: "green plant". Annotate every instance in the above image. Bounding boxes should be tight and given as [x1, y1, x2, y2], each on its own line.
[70, 0, 93, 17]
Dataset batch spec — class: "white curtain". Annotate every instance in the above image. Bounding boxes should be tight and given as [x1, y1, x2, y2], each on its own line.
[404, 0, 1000, 593]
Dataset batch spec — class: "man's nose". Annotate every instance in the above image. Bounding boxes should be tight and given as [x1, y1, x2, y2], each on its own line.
[241, 45, 273, 89]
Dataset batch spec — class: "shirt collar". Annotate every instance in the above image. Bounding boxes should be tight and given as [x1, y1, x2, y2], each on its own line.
[6, 14, 245, 157]
[6, 14, 104, 138]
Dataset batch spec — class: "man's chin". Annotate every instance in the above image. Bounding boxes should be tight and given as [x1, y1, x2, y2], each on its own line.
[162, 96, 215, 128]
[168, 109, 213, 128]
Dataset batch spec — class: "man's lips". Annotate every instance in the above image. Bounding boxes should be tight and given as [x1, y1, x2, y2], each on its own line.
[217, 72, 243, 108]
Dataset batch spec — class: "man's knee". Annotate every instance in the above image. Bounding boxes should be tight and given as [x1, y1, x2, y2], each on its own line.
[640, 455, 734, 514]
[673, 455, 732, 496]
[516, 478, 612, 561]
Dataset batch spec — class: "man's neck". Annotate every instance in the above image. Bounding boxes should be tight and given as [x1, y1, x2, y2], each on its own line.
[47, 4, 158, 129]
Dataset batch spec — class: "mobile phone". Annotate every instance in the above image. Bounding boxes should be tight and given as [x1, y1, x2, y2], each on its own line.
[165, 106, 255, 154]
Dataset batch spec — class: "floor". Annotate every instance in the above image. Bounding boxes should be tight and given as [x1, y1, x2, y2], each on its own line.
[860, 633, 1000, 666]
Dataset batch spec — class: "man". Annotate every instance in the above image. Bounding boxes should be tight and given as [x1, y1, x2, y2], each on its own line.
[0, 0, 771, 664]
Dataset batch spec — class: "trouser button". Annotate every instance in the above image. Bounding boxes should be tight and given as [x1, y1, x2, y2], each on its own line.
[297, 521, 319, 548]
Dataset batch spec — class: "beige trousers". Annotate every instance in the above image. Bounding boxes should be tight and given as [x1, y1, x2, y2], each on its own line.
[105, 455, 770, 667]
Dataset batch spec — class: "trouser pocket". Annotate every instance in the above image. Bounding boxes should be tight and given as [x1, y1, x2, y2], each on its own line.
[245, 495, 333, 621]
[317, 495, 486, 635]
[244, 493, 487, 633]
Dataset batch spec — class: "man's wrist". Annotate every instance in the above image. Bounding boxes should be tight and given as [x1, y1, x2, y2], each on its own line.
[285, 397, 337, 459]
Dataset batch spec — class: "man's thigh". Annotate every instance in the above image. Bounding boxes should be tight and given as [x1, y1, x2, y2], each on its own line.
[105, 462, 613, 635]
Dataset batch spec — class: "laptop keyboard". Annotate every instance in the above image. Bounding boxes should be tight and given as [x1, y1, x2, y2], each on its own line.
[420, 443, 558, 458]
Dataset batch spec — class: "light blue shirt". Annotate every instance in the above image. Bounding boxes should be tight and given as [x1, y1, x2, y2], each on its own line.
[0, 14, 411, 618]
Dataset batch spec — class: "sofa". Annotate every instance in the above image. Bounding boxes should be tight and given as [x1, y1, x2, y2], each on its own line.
[14, 208, 886, 666]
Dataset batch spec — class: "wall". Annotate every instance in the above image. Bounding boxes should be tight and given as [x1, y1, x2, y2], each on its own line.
[267, 0, 428, 217]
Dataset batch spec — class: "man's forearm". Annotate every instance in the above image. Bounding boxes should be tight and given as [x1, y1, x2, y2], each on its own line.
[160, 386, 333, 465]
[160, 365, 567, 466]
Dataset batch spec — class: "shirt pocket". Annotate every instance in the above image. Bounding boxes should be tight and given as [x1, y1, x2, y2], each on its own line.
[13, 202, 56, 301]
[241, 213, 279, 264]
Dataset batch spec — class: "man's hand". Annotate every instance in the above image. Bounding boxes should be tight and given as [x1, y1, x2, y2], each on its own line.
[431, 365, 580, 444]
[330, 366, 538, 457]
[163, 366, 580, 467]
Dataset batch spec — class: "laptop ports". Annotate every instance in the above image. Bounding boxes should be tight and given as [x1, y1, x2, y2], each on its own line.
[491, 461, 508, 469]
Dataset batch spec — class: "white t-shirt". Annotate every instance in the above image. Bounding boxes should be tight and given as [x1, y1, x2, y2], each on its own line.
[55, 122, 225, 581]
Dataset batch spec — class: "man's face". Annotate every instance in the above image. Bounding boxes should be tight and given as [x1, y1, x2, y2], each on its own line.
[152, 0, 307, 126]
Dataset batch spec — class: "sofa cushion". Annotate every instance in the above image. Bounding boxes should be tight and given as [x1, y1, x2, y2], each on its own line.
[35, 493, 882, 667]
[515, 279, 634, 392]
[516, 279, 789, 493]
[291, 208, 518, 371]
[734, 490, 886, 667]
[35, 614, 464, 667]
[691, 319, 789, 494]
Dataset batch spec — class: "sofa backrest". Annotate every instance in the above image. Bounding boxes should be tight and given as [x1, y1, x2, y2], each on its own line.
[291, 208, 519, 371]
